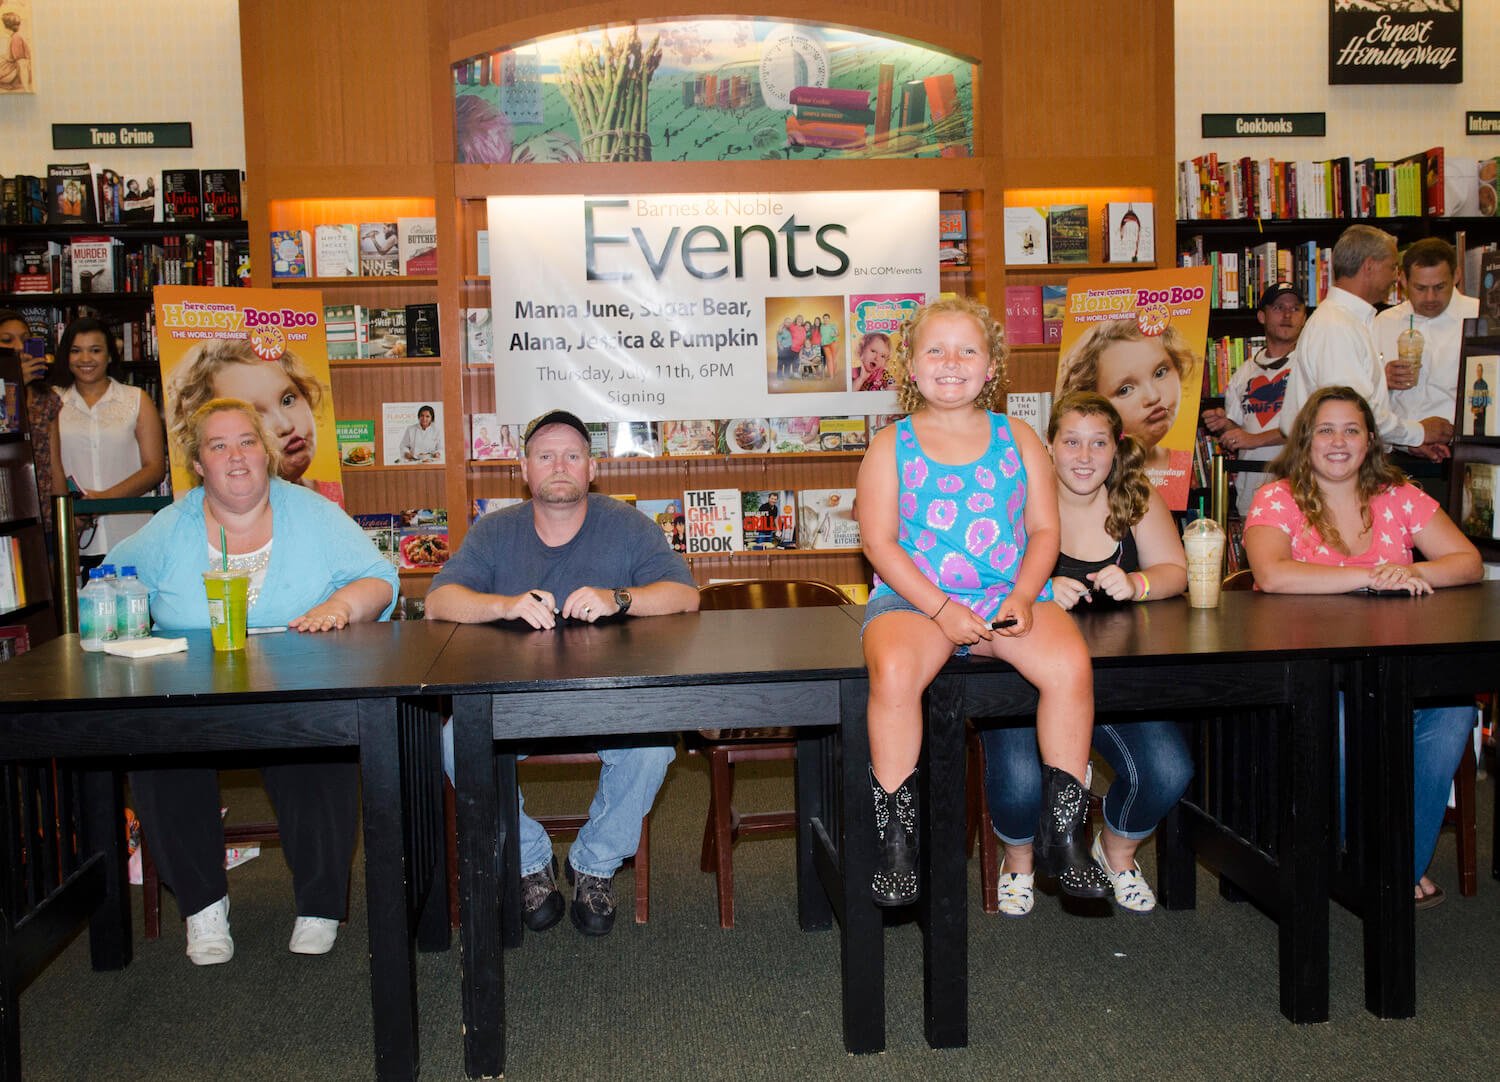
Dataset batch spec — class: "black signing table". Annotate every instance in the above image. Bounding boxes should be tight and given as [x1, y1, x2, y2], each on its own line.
[0, 620, 456, 1082]
[423, 607, 878, 1078]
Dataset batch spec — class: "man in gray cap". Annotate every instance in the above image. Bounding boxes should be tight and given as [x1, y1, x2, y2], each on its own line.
[428, 409, 698, 936]
[1202, 282, 1305, 516]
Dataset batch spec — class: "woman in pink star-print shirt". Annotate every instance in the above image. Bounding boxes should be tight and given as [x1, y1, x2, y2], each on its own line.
[1245, 385, 1481, 907]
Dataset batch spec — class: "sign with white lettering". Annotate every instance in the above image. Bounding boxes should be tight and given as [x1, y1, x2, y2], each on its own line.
[486, 191, 935, 424]
[1468, 111, 1500, 136]
[1201, 113, 1326, 139]
[1329, 2, 1461, 85]
[52, 123, 193, 150]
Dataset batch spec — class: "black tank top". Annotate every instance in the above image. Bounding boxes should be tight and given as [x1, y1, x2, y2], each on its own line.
[1052, 529, 1140, 609]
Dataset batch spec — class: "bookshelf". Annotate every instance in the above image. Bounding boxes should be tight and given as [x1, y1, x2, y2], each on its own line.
[239, 0, 1179, 591]
[0, 349, 57, 653]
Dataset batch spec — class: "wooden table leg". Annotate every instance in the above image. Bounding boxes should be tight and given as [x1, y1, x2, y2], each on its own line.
[795, 728, 833, 932]
[357, 698, 420, 1081]
[80, 767, 130, 972]
[1154, 799, 1197, 910]
[1359, 657, 1417, 1018]
[839, 677, 884, 1054]
[453, 693, 505, 1079]
[1278, 661, 1332, 1024]
[919, 673, 967, 1049]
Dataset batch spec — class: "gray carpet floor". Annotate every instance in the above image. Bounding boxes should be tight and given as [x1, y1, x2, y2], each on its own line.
[18, 753, 1500, 1081]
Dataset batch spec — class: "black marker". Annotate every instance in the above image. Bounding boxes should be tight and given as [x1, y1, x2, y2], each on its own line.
[529, 590, 560, 614]
[991, 616, 1018, 629]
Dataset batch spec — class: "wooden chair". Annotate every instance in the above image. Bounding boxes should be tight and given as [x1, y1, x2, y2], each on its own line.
[692, 578, 850, 927]
[521, 750, 652, 924]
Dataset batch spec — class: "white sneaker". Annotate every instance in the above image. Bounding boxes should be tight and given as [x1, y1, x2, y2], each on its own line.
[996, 862, 1035, 918]
[185, 896, 234, 966]
[289, 916, 340, 955]
[1091, 834, 1156, 913]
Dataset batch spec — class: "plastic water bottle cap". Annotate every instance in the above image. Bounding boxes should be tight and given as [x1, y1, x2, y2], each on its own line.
[120, 566, 137, 577]
[100, 564, 116, 576]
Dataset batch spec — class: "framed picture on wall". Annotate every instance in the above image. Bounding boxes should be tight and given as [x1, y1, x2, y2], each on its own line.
[0, 1, 36, 95]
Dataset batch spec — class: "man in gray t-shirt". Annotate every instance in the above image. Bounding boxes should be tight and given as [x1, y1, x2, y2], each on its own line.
[428, 409, 698, 937]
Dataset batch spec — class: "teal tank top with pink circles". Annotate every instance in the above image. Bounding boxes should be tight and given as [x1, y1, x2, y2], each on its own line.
[869, 412, 1052, 621]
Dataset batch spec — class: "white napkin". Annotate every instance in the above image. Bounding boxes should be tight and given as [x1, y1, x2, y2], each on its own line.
[102, 637, 189, 658]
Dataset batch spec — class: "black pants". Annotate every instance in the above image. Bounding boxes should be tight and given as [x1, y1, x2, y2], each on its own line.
[129, 758, 359, 920]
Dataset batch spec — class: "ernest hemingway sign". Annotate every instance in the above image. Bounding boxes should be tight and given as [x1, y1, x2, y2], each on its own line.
[1329, 1, 1462, 86]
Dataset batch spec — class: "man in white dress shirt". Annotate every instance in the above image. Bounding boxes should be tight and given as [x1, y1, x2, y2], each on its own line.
[1373, 237, 1477, 438]
[1279, 225, 1453, 460]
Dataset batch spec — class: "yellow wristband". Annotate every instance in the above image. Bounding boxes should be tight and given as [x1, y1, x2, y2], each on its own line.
[1133, 572, 1150, 601]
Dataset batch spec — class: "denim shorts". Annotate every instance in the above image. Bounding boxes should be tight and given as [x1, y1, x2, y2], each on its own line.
[862, 590, 970, 657]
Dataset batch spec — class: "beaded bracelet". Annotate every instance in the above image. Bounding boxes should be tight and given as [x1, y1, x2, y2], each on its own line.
[1133, 572, 1151, 601]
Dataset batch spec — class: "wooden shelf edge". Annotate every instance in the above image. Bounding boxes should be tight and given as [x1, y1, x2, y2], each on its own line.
[329, 357, 442, 368]
[343, 464, 447, 474]
[685, 547, 863, 561]
[269, 275, 438, 286]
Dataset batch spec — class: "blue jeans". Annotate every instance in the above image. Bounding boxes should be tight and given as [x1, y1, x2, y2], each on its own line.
[441, 720, 675, 878]
[1336, 696, 1474, 884]
[981, 719, 1194, 844]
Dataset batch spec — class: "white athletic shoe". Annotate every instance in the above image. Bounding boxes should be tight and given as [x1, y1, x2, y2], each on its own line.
[289, 916, 340, 955]
[185, 896, 234, 966]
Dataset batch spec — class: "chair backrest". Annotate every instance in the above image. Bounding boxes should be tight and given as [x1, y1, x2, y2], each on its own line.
[697, 578, 851, 611]
[1222, 568, 1255, 591]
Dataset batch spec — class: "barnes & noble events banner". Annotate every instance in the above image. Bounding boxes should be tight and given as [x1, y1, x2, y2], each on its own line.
[155, 286, 344, 507]
[486, 190, 936, 424]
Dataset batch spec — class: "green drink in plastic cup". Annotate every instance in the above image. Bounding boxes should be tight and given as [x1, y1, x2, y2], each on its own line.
[203, 570, 250, 651]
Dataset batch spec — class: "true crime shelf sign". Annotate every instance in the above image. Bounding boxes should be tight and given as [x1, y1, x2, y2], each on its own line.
[52, 123, 194, 150]
[1201, 113, 1326, 139]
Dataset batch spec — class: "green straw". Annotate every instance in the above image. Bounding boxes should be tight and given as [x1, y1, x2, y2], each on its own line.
[220, 525, 228, 572]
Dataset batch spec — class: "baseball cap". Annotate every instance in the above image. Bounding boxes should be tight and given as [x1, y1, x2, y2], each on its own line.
[1257, 282, 1304, 310]
[522, 409, 591, 451]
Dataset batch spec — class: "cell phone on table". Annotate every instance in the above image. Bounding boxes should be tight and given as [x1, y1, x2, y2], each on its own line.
[990, 616, 1018, 629]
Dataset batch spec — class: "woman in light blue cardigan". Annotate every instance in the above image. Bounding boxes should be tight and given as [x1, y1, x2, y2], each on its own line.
[111, 398, 398, 966]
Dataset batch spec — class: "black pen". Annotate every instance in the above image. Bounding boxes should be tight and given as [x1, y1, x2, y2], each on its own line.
[529, 590, 560, 614]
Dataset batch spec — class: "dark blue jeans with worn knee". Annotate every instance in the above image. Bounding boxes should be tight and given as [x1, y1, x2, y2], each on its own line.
[981, 719, 1194, 845]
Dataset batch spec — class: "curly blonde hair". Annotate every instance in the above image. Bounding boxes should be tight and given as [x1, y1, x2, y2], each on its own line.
[1047, 391, 1153, 541]
[1056, 318, 1197, 401]
[1267, 386, 1408, 554]
[167, 338, 325, 458]
[889, 296, 1008, 413]
[179, 398, 282, 487]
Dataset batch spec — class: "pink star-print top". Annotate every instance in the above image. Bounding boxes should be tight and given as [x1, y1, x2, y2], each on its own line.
[870, 412, 1052, 620]
[1246, 478, 1439, 567]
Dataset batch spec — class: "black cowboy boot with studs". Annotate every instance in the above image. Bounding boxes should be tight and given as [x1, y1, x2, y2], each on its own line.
[870, 765, 919, 906]
[1034, 764, 1111, 899]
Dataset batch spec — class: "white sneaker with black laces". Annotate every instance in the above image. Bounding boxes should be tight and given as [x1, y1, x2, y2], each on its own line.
[1091, 833, 1156, 913]
[185, 896, 234, 966]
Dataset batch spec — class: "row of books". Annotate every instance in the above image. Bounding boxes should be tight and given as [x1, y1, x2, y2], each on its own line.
[0, 536, 31, 613]
[271, 219, 437, 279]
[0, 166, 242, 226]
[1003, 285, 1066, 345]
[1003, 203, 1155, 265]
[1174, 150, 1470, 222]
[1201, 335, 1267, 399]
[326, 303, 439, 360]
[457, 416, 885, 463]
[4, 303, 156, 364]
[649, 488, 861, 554]
[780, 75, 966, 155]
[1177, 235, 1332, 311]
[2, 234, 249, 294]
[337, 403, 449, 468]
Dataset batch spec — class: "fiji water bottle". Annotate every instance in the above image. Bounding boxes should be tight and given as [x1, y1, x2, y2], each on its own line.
[115, 565, 151, 640]
[79, 568, 119, 652]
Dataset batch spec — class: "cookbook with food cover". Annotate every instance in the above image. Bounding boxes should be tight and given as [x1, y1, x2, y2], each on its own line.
[720, 417, 774, 454]
[741, 490, 796, 550]
[353, 513, 400, 568]
[683, 488, 743, 554]
[796, 488, 861, 550]
[397, 508, 451, 570]
[819, 416, 868, 450]
[768, 416, 822, 453]
[336, 420, 376, 467]
[382, 401, 445, 465]
[661, 419, 721, 456]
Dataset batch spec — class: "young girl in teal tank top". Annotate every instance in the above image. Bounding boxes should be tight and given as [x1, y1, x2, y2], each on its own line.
[857, 297, 1109, 906]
